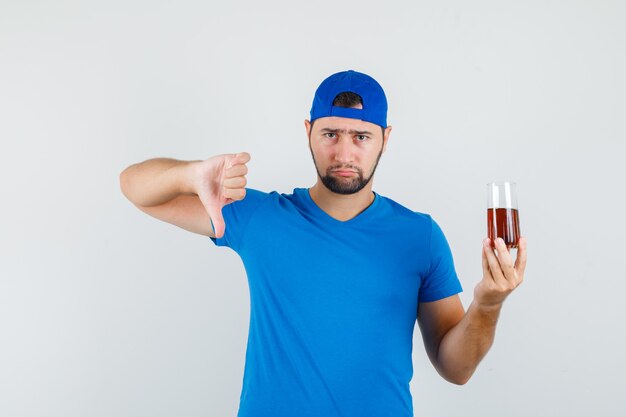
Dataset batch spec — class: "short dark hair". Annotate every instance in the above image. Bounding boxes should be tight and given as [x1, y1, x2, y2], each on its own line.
[332, 91, 363, 108]
[310, 91, 385, 137]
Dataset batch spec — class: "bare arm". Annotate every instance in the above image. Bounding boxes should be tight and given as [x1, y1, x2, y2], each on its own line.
[119, 158, 199, 207]
[418, 237, 528, 385]
[418, 295, 500, 385]
[119, 153, 250, 238]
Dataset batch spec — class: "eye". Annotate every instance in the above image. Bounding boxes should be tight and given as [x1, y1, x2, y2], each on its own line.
[324, 133, 337, 139]
[356, 135, 369, 141]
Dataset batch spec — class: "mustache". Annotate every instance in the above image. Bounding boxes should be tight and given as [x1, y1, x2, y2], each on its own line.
[327, 164, 361, 172]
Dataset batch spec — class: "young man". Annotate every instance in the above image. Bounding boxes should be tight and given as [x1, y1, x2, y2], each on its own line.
[120, 70, 527, 417]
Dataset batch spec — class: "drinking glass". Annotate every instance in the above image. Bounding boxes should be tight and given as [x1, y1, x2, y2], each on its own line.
[487, 181, 521, 249]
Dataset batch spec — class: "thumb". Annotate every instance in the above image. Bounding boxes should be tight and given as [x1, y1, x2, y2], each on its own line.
[202, 196, 226, 239]
[481, 239, 493, 279]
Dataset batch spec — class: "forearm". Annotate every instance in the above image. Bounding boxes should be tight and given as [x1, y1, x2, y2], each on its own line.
[119, 158, 200, 207]
[436, 302, 502, 385]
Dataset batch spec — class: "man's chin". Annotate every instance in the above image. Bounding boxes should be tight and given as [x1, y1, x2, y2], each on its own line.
[321, 178, 364, 195]
[331, 188, 359, 195]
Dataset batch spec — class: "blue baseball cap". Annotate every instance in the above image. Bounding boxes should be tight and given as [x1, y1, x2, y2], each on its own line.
[309, 70, 388, 128]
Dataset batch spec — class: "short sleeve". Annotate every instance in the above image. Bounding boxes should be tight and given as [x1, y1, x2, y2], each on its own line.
[210, 188, 270, 252]
[418, 216, 463, 303]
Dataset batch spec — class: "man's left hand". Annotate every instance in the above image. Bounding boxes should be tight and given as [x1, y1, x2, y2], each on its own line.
[474, 237, 527, 309]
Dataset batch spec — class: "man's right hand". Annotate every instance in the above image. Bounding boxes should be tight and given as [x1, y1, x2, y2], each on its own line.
[191, 152, 251, 239]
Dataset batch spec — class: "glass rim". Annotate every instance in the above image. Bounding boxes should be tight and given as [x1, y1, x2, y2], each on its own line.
[486, 181, 517, 186]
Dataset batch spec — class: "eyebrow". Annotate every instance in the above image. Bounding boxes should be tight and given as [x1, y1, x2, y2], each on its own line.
[320, 128, 374, 135]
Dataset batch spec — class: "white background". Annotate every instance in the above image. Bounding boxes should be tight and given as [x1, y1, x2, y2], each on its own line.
[1, 1, 625, 416]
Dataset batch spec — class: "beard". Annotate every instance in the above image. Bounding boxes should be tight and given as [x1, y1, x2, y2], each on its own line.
[309, 145, 384, 195]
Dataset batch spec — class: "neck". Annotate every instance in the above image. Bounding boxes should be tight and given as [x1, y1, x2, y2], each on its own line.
[308, 180, 375, 221]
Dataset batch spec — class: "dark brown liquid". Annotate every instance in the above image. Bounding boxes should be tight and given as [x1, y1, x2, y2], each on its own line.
[487, 208, 520, 248]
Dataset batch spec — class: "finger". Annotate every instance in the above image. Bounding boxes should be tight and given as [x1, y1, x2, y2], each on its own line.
[223, 187, 246, 201]
[223, 176, 247, 189]
[236, 152, 251, 164]
[494, 238, 516, 281]
[224, 163, 248, 178]
[483, 238, 507, 285]
[227, 152, 251, 168]
[514, 236, 528, 277]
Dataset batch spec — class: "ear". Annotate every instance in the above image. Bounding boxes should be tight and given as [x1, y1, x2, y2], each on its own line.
[304, 119, 311, 138]
[382, 125, 392, 153]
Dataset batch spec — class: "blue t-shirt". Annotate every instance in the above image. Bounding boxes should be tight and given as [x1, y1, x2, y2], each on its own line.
[210, 188, 462, 417]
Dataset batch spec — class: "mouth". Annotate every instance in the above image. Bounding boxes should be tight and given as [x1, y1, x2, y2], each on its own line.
[332, 170, 357, 177]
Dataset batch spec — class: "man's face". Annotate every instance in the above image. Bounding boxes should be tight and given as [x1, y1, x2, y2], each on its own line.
[305, 115, 391, 195]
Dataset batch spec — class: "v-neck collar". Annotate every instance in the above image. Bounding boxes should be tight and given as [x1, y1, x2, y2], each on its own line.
[298, 187, 380, 226]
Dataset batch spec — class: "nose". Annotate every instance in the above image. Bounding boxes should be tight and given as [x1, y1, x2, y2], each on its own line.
[334, 138, 355, 164]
